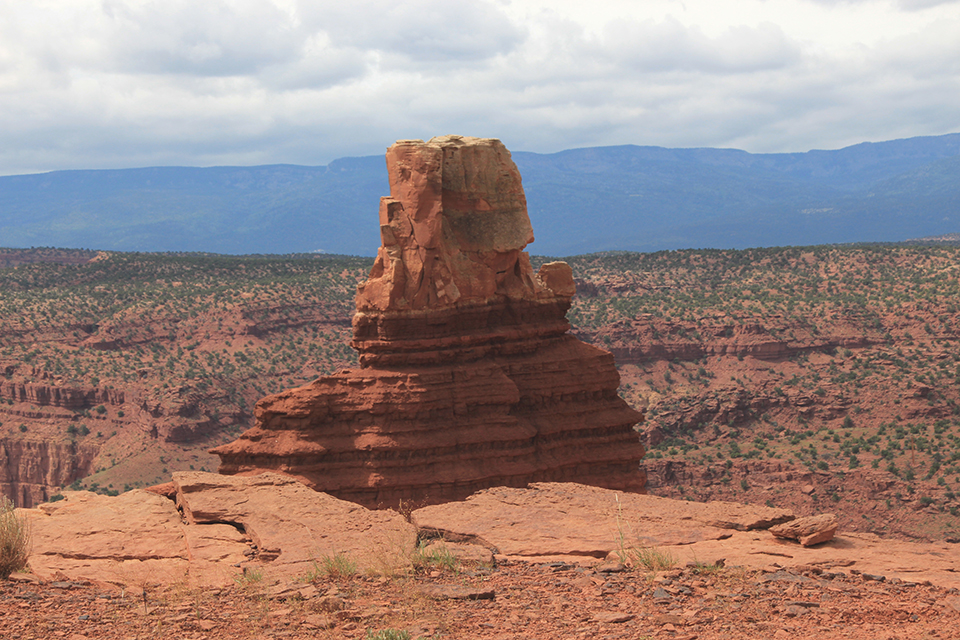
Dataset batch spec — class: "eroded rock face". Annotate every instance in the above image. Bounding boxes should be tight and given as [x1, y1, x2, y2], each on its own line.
[212, 135, 646, 508]
[0, 438, 97, 507]
[20, 472, 416, 586]
[355, 136, 536, 314]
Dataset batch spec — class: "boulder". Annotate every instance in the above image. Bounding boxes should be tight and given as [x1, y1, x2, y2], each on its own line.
[769, 513, 839, 547]
[212, 136, 646, 508]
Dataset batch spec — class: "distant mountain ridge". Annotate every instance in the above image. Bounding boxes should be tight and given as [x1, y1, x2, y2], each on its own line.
[2, 133, 958, 256]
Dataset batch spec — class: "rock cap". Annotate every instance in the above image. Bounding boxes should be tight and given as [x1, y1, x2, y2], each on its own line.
[356, 135, 569, 312]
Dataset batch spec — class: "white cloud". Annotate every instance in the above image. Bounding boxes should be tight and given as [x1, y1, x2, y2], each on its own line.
[600, 18, 801, 73]
[0, 0, 957, 174]
[804, 0, 960, 11]
[301, 0, 526, 62]
[101, 0, 302, 76]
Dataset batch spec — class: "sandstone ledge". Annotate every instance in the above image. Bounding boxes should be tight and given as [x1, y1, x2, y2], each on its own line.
[16, 476, 960, 591]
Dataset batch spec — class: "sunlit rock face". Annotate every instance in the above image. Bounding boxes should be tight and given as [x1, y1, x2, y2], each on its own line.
[212, 135, 646, 508]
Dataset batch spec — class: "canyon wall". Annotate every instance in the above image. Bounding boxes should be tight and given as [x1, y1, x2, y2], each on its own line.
[0, 438, 98, 507]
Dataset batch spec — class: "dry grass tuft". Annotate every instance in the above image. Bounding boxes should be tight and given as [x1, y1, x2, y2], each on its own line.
[0, 497, 30, 579]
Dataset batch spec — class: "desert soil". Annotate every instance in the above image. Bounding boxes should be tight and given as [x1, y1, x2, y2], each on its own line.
[3, 558, 959, 640]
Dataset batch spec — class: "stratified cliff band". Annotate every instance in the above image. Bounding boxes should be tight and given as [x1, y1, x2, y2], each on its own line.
[211, 135, 646, 507]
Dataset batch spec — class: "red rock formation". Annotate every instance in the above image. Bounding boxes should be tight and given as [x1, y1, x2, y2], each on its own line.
[0, 380, 124, 410]
[212, 135, 645, 507]
[0, 438, 98, 507]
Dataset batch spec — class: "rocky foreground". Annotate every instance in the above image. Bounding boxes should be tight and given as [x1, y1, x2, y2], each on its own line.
[4, 474, 960, 639]
[3, 557, 959, 640]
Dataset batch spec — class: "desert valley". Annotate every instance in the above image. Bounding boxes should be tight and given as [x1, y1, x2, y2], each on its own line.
[3, 244, 960, 541]
[1, 136, 959, 640]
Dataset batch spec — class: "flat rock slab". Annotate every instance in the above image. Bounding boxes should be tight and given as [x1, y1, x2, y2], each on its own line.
[411, 482, 793, 558]
[173, 471, 417, 575]
[410, 482, 960, 590]
[671, 530, 960, 591]
[20, 472, 417, 587]
[24, 489, 197, 586]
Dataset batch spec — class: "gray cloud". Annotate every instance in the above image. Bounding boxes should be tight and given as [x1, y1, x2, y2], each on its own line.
[601, 18, 801, 73]
[0, 0, 957, 175]
[297, 0, 526, 62]
[101, 0, 302, 76]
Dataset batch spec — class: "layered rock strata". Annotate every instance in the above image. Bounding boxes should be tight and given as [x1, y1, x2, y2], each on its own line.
[212, 135, 645, 507]
[0, 438, 98, 507]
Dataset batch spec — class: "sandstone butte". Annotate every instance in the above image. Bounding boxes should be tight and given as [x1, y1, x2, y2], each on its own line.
[210, 135, 646, 508]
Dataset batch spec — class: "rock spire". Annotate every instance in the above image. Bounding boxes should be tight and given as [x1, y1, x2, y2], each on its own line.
[211, 135, 646, 507]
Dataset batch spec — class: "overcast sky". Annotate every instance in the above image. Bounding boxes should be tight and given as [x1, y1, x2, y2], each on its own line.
[1, 0, 958, 175]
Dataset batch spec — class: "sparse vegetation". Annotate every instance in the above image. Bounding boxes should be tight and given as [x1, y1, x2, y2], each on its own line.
[0, 496, 30, 578]
[308, 551, 358, 580]
[688, 558, 725, 576]
[411, 541, 460, 574]
[622, 546, 677, 572]
[549, 244, 960, 540]
[233, 566, 264, 588]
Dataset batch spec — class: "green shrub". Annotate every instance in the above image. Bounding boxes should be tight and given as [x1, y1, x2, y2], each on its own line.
[0, 497, 30, 578]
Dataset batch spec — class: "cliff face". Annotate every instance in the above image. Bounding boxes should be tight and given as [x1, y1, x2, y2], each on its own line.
[0, 251, 366, 508]
[0, 438, 98, 507]
[212, 135, 646, 507]
[0, 380, 124, 409]
[581, 315, 887, 364]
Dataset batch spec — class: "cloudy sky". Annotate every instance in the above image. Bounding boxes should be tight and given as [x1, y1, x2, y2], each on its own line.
[1, 0, 958, 175]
